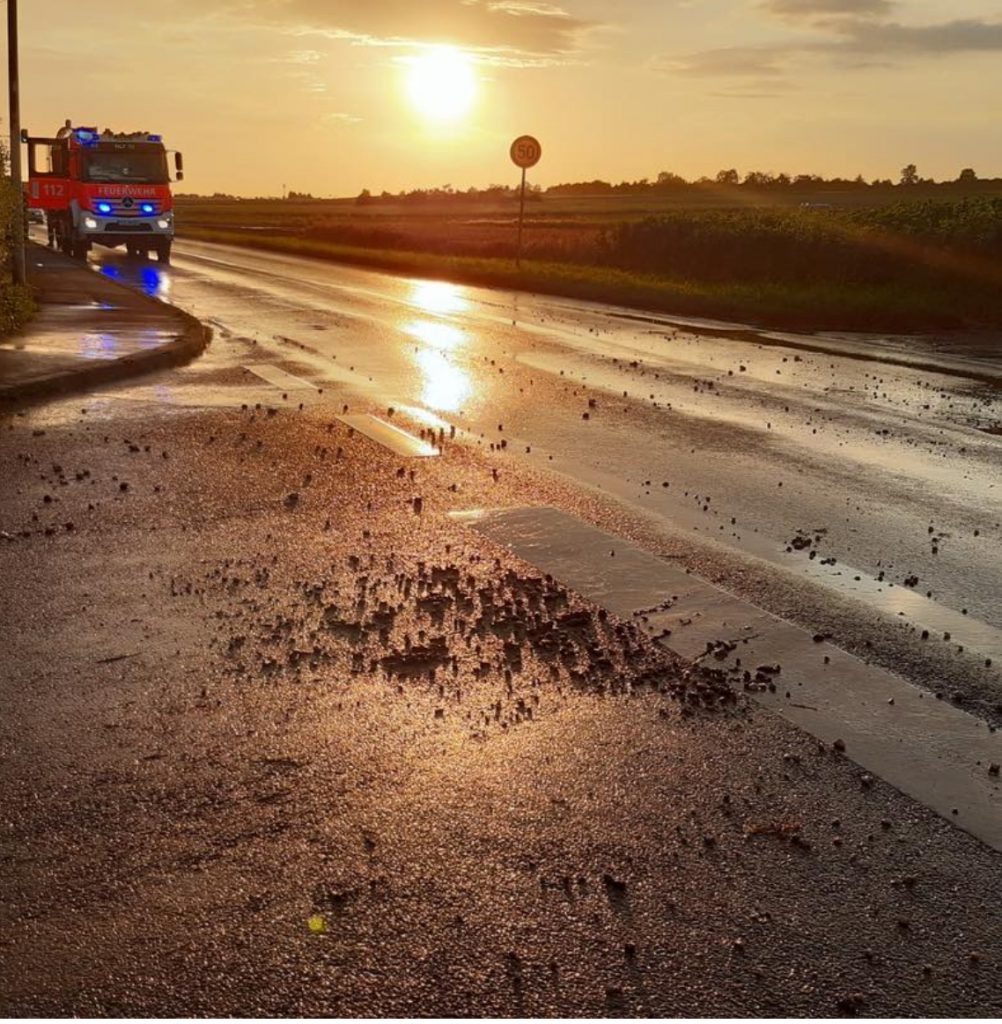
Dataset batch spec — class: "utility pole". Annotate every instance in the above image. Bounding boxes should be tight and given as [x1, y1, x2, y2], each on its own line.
[7, 0, 26, 286]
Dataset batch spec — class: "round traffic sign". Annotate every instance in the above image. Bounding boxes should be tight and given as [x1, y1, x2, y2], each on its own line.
[510, 135, 541, 169]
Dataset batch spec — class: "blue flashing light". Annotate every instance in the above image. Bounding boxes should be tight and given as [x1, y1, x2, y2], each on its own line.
[96, 201, 113, 215]
[140, 202, 156, 215]
[147, 134, 162, 142]
[74, 128, 98, 146]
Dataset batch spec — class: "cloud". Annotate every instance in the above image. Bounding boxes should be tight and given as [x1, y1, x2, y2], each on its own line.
[826, 17, 1002, 55]
[247, 0, 600, 58]
[655, 46, 786, 77]
[657, 4, 1002, 88]
[764, 0, 892, 18]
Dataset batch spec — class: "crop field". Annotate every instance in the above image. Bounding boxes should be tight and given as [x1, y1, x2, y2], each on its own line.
[175, 190, 1002, 332]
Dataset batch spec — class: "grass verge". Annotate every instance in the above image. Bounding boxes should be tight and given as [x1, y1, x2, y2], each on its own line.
[0, 281, 35, 337]
[179, 226, 980, 332]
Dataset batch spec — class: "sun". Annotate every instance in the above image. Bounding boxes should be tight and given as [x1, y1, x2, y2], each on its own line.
[405, 47, 477, 123]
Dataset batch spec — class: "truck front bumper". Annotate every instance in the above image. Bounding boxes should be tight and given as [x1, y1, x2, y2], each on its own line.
[79, 212, 174, 242]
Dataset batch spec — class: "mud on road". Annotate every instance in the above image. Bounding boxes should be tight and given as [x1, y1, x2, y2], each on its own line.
[2, 386, 1002, 1016]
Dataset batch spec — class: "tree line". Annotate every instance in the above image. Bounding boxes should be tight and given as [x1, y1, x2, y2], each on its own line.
[176, 164, 999, 204]
[546, 165, 996, 195]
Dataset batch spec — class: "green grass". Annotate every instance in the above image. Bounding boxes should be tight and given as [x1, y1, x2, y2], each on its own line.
[175, 193, 1002, 329]
[0, 281, 34, 336]
[0, 179, 36, 337]
[178, 225, 977, 331]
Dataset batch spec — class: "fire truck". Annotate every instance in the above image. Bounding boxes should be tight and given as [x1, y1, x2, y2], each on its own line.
[24, 120, 183, 264]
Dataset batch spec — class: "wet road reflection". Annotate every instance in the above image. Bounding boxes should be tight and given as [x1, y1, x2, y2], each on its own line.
[95, 253, 171, 301]
[408, 279, 470, 316]
[415, 348, 472, 413]
[85, 238, 1002, 650]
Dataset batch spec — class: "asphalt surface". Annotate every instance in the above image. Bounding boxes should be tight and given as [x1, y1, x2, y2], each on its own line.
[2, 241, 1002, 1016]
[105, 239, 1002, 717]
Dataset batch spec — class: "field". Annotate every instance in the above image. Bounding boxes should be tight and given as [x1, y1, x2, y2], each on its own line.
[175, 188, 1002, 332]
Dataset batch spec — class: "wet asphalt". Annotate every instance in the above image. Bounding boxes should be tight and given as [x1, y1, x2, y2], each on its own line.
[2, 244, 1002, 1016]
[94, 240, 1002, 718]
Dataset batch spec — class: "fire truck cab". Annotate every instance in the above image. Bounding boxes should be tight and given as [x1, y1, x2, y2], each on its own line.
[25, 120, 183, 264]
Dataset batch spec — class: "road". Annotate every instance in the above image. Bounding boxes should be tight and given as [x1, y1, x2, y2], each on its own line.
[3, 238, 1002, 1016]
[108, 239, 1002, 707]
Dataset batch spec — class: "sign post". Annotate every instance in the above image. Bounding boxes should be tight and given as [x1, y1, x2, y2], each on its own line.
[509, 135, 541, 269]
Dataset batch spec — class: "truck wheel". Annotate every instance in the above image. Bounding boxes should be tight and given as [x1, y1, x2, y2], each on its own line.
[71, 238, 90, 260]
[155, 241, 171, 265]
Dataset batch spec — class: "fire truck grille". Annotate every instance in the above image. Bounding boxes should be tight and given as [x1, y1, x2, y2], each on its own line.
[95, 198, 162, 216]
[109, 222, 153, 232]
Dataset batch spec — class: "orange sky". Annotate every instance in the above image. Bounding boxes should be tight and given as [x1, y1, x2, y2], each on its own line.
[7, 1, 1002, 196]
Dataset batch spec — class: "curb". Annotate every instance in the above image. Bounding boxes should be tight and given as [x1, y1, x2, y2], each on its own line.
[607, 311, 1002, 391]
[0, 256, 212, 407]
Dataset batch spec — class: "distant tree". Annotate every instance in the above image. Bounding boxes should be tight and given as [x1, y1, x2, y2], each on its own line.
[899, 163, 920, 186]
[957, 167, 978, 184]
[355, 188, 374, 205]
[742, 170, 775, 187]
[715, 168, 739, 186]
[655, 170, 687, 188]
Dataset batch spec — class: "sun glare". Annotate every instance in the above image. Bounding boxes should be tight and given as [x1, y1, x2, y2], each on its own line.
[405, 47, 477, 123]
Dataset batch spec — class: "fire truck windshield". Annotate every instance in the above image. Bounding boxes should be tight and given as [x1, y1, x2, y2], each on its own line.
[82, 145, 168, 184]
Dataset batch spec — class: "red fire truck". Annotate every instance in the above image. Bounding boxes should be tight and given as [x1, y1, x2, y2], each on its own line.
[25, 120, 184, 264]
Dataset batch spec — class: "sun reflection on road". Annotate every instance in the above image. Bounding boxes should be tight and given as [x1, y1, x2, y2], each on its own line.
[416, 348, 471, 412]
[409, 280, 469, 316]
[402, 318, 465, 350]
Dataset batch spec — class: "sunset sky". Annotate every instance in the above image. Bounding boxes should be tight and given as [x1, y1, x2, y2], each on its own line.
[9, 1, 1002, 196]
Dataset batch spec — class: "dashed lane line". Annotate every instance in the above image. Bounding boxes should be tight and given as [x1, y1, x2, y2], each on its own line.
[455, 505, 1002, 853]
[337, 413, 438, 458]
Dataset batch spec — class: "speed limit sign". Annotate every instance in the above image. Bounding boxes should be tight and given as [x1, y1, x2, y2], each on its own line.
[510, 135, 541, 169]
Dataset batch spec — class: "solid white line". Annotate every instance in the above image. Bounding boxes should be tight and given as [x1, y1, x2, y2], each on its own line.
[243, 363, 316, 390]
[456, 505, 1002, 852]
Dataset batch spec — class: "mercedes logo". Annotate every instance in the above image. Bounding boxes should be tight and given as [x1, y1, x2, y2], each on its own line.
[122, 197, 134, 208]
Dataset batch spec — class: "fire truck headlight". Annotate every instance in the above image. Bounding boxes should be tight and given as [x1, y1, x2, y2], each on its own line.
[84, 216, 98, 229]
[157, 218, 171, 230]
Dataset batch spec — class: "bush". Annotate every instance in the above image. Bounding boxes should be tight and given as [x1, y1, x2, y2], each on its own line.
[0, 175, 33, 335]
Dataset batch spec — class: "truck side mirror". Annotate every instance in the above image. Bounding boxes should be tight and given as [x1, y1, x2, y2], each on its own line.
[176, 171, 184, 181]
[174, 152, 184, 172]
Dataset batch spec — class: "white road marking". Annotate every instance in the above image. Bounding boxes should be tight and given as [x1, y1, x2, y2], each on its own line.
[456, 505, 1002, 852]
[338, 413, 438, 457]
[243, 363, 316, 390]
